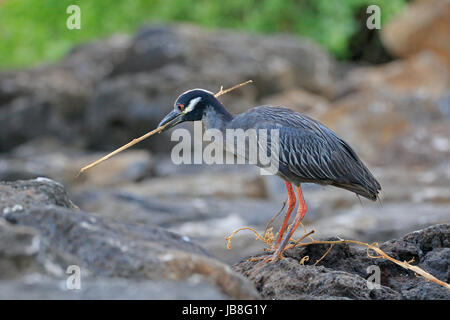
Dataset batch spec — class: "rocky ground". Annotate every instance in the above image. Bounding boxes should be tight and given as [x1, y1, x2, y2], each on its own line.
[0, 179, 448, 299]
[0, 0, 449, 299]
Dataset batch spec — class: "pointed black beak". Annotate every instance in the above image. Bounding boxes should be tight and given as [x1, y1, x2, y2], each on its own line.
[158, 109, 184, 132]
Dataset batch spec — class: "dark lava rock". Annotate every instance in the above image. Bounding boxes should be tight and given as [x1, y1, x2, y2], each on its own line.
[113, 24, 336, 96]
[0, 178, 77, 213]
[0, 277, 228, 300]
[0, 178, 259, 299]
[1, 179, 447, 300]
[234, 224, 449, 300]
[234, 259, 400, 300]
[0, 218, 76, 280]
[0, 35, 131, 152]
[2, 205, 257, 299]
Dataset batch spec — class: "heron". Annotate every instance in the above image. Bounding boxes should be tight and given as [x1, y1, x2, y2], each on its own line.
[157, 88, 381, 265]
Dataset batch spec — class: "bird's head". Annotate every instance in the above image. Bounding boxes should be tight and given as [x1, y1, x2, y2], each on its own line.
[157, 89, 217, 132]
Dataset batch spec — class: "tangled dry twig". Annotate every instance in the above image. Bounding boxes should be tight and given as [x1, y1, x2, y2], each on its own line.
[225, 227, 450, 289]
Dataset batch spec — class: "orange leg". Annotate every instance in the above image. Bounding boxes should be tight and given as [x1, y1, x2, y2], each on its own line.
[274, 182, 297, 248]
[255, 185, 307, 267]
[274, 186, 307, 255]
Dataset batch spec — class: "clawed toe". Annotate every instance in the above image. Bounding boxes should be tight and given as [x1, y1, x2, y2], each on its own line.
[252, 251, 284, 268]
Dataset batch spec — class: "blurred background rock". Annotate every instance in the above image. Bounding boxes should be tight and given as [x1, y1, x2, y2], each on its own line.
[0, 0, 449, 299]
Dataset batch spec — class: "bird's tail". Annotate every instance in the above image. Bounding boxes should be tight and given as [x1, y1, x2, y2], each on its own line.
[333, 164, 381, 201]
[333, 181, 381, 201]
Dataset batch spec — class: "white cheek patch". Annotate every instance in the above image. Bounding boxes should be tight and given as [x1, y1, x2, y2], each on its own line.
[184, 97, 202, 113]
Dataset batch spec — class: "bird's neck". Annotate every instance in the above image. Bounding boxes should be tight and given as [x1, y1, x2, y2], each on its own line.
[201, 102, 233, 132]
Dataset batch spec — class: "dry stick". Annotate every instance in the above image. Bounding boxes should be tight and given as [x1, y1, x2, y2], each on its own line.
[288, 230, 315, 249]
[77, 80, 253, 176]
[76, 121, 171, 177]
[299, 222, 315, 242]
[264, 199, 286, 237]
[313, 244, 334, 266]
[214, 80, 253, 98]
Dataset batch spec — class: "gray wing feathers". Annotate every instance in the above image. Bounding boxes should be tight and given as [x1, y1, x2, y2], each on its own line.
[277, 127, 381, 200]
[233, 106, 381, 200]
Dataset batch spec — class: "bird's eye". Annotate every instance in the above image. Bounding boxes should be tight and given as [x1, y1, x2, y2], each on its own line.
[177, 104, 184, 111]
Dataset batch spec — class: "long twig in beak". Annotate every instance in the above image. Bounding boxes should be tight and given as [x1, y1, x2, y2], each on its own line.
[77, 80, 253, 177]
[77, 122, 170, 177]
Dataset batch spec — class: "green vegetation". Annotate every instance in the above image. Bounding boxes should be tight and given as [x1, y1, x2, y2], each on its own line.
[0, 0, 406, 69]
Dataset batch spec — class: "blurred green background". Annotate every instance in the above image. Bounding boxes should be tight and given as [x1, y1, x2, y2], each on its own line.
[0, 0, 406, 69]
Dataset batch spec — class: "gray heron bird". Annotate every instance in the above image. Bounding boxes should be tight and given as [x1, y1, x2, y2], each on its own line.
[158, 88, 381, 265]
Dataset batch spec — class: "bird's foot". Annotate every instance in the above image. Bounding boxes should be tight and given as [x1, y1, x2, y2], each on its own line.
[250, 250, 285, 268]
[248, 239, 300, 267]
